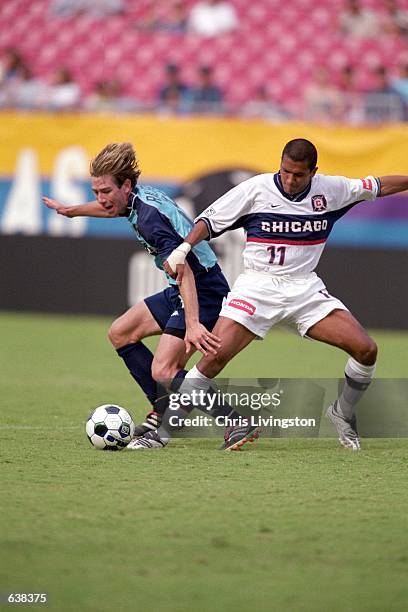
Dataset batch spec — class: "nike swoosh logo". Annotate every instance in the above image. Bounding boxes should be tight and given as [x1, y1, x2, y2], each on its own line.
[270, 204, 280, 208]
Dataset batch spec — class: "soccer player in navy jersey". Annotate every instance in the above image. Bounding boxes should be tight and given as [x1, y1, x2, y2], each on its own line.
[43, 142, 253, 450]
[165, 138, 408, 451]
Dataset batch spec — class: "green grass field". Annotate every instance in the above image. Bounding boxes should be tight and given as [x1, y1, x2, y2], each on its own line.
[1, 311, 408, 612]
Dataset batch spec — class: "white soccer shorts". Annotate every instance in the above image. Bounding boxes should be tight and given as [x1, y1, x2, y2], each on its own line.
[219, 270, 348, 339]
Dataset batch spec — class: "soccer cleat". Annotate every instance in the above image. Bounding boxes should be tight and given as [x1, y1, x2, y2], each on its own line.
[326, 401, 361, 451]
[133, 411, 163, 437]
[126, 430, 169, 450]
[220, 423, 260, 451]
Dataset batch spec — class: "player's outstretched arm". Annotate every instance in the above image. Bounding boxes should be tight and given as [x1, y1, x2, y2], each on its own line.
[178, 262, 221, 356]
[378, 176, 408, 197]
[42, 197, 112, 218]
[163, 220, 210, 281]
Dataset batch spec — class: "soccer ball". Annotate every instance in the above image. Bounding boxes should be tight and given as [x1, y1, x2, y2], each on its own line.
[86, 404, 135, 450]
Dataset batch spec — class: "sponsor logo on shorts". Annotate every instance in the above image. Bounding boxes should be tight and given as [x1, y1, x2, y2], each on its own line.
[228, 299, 256, 315]
[311, 194, 327, 212]
[362, 178, 373, 191]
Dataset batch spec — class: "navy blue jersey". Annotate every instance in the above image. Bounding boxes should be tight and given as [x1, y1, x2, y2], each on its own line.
[125, 185, 220, 287]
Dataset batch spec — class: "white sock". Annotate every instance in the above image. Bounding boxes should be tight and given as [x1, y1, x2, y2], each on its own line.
[179, 365, 213, 394]
[345, 357, 376, 380]
[176, 365, 217, 415]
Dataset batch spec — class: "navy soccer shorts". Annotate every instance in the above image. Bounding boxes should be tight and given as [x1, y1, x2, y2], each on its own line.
[144, 270, 229, 339]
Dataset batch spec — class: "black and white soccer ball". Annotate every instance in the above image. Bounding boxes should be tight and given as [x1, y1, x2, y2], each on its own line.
[86, 404, 135, 450]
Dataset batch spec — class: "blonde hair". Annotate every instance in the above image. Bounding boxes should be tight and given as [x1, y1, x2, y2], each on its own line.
[90, 142, 141, 188]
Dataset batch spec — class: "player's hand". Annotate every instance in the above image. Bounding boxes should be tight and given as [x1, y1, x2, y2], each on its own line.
[42, 196, 72, 217]
[164, 243, 192, 282]
[163, 261, 186, 284]
[184, 323, 221, 356]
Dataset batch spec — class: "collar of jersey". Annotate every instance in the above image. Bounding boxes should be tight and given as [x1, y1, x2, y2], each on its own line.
[274, 173, 312, 202]
[122, 191, 138, 217]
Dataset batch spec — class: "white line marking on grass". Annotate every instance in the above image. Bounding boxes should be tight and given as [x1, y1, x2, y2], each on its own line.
[1, 425, 81, 430]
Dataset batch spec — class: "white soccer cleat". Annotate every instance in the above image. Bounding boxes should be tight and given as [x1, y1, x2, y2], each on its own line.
[339, 434, 361, 452]
[126, 430, 169, 450]
[133, 410, 163, 437]
[326, 401, 361, 451]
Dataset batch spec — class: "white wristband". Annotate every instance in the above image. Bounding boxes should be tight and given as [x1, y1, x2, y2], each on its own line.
[166, 242, 191, 272]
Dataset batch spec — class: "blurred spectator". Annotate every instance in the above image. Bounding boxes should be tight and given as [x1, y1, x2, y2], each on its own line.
[369, 66, 395, 95]
[50, 0, 124, 18]
[188, 0, 238, 37]
[364, 65, 404, 123]
[239, 86, 289, 121]
[337, 64, 364, 124]
[391, 63, 408, 101]
[83, 79, 143, 113]
[0, 48, 27, 84]
[339, 0, 380, 38]
[391, 63, 408, 119]
[381, 0, 408, 38]
[338, 64, 356, 94]
[161, 1, 188, 33]
[191, 65, 224, 114]
[302, 67, 343, 123]
[135, 1, 188, 33]
[42, 67, 81, 111]
[9, 66, 47, 110]
[157, 63, 191, 114]
[157, 88, 184, 115]
[0, 49, 44, 110]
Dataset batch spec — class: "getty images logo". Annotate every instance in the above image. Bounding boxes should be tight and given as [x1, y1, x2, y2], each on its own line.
[228, 299, 256, 315]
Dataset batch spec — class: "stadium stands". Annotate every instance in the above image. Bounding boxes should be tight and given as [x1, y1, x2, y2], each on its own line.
[0, 0, 407, 118]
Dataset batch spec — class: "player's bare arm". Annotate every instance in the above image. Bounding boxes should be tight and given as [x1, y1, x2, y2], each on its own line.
[42, 197, 112, 218]
[177, 262, 221, 356]
[164, 220, 210, 280]
[378, 176, 408, 196]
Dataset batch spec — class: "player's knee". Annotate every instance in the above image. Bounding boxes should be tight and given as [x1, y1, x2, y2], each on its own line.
[108, 321, 124, 348]
[108, 319, 139, 349]
[354, 338, 378, 365]
[151, 361, 177, 384]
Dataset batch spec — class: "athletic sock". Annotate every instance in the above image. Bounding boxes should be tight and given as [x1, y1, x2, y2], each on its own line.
[158, 366, 242, 439]
[178, 365, 241, 420]
[156, 369, 208, 438]
[336, 357, 376, 421]
[153, 369, 188, 416]
[156, 368, 201, 438]
[116, 342, 161, 406]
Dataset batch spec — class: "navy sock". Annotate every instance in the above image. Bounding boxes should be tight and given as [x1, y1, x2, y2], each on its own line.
[116, 342, 159, 406]
[170, 369, 188, 391]
[154, 369, 188, 415]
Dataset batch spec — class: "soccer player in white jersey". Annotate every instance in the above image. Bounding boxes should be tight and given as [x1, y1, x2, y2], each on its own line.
[164, 138, 408, 451]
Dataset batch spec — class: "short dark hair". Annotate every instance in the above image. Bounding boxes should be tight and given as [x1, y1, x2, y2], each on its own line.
[282, 139, 318, 170]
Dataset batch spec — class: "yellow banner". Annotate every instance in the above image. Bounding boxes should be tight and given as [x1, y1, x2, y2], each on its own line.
[1, 112, 407, 178]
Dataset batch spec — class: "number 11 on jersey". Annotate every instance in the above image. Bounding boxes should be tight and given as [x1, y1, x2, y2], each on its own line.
[267, 245, 286, 265]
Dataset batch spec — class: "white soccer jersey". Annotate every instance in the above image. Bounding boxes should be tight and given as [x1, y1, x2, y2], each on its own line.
[196, 173, 380, 275]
